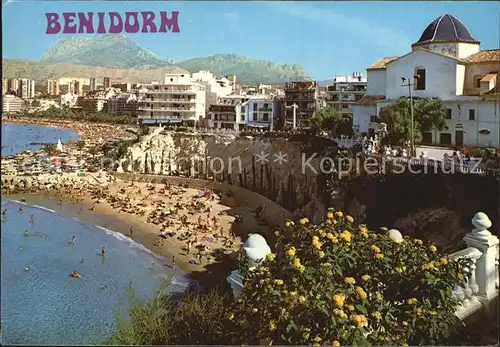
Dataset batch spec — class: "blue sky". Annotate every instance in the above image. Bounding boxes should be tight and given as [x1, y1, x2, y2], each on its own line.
[2, 1, 499, 80]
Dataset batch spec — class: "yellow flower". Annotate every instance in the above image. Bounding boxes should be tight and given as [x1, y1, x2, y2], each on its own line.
[375, 253, 384, 260]
[266, 253, 276, 261]
[417, 308, 423, 316]
[440, 257, 448, 265]
[346, 215, 354, 223]
[302, 331, 310, 340]
[274, 230, 280, 236]
[402, 321, 409, 327]
[326, 232, 334, 240]
[360, 230, 369, 238]
[252, 308, 258, 313]
[273, 279, 284, 285]
[228, 313, 234, 320]
[457, 273, 464, 280]
[340, 231, 352, 242]
[299, 265, 305, 273]
[361, 275, 370, 281]
[372, 311, 382, 320]
[407, 298, 418, 305]
[269, 320, 276, 331]
[429, 310, 437, 316]
[429, 245, 437, 252]
[380, 226, 388, 231]
[285, 220, 295, 227]
[312, 240, 323, 249]
[422, 263, 435, 271]
[293, 258, 301, 267]
[298, 295, 306, 303]
[333, 340, 341, 347]
[286, 248, 296, 257]
[300, 217, 309, 225]
[351, 314, 368, 328]
[313, 336, 322, 343]
[375, 292, 383, 302]
[331, 236, 339, 244]
[289, 291, 297, 297]
[344, 277, 356, 285]
[395, 267, 404, 273]
[355, 286, 367, 300]
[333, 294, 345, 307]
[335, 211, 344, 218]
[318, 251, 325, 258]
[346, 304, 355, 312]
[370, 245, 381, 253]
[414, 239, 423, 245]
[327, 212, 334, 219]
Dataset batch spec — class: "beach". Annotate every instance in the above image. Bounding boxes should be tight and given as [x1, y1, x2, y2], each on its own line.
[7, 172, 273, 290]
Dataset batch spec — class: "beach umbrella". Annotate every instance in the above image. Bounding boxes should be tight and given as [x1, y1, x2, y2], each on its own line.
[57, 139, 63, 152]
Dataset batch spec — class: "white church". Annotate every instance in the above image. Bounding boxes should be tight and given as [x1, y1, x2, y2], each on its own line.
[353, 14, 499, 148]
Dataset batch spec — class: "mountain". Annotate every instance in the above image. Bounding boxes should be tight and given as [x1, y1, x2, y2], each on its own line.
[30, 34, 310, 83]
[2, 59, 186, 85]
[176, 54, 310, 83]
[41, 34, 174, 69]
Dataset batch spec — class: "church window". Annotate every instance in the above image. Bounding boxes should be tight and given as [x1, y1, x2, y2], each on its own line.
[415, 68, 426, 90]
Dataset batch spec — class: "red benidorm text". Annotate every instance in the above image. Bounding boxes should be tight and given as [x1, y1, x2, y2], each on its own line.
[45, 12, 180, 34]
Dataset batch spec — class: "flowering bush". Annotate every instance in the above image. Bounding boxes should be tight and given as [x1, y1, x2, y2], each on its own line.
[228, 209, 467, 345]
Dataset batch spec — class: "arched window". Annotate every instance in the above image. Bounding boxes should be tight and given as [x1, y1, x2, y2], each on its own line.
[473, 74, 482, 89]
[414, 67, 426, 90]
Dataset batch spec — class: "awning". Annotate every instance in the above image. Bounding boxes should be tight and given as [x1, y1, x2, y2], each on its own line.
[247, 122, 270, 128]
[139, 119, 183, 125]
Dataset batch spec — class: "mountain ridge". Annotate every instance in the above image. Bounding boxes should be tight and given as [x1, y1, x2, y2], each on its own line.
[17, 34, 311, 83]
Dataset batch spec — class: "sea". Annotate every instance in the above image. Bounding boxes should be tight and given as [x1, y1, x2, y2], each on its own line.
[1, 123, 190, 345]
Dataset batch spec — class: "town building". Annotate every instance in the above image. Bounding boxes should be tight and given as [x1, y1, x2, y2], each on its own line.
[17, 78, 35, 99]
[191, 70, 234, 109]
[137, 73, 206, 126]
[206, 95, 248, 130]
[103, 77, 111, 89]
[111, 83, 132, 92]
[2, 78, 8, 95]
[325, 73, 367, 117]
[2, 94, 24, 114]
[283, 81, 319, 128]
[74, 89, 118, 113]
[89, 77, 97, 91]
[47, 80, 60, 96]
[353, 14, 500, 148]
[107, 93, 138, 115]
[4, 78, 19, 95]
[242, 97, 277, 130]
[60, 93, 80, 108]
[69, 80, 83, 96]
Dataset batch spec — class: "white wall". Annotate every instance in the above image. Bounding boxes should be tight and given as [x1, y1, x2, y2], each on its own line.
[366, 70, 387, 96]
[464, 63, 499, 93]
[352, 105, 376, 134]
[456, 64, 466, 96]
[457, 43, 481, 59]
[386, 50, 458, 100]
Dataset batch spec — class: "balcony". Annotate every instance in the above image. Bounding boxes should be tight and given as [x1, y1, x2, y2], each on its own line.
[143, 98, 196, 103]
[145, 89, 196, 95]
[138, 107, 196, 112]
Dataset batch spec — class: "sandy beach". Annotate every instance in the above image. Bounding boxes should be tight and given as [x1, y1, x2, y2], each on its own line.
[8, 173, 273, 291]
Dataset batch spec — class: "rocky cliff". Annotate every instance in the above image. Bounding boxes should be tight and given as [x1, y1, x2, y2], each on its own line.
[118, 129, 327, 221]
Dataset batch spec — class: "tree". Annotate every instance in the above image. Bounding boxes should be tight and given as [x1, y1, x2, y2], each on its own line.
[88, 145, 100, 159]
[31, 99, 41, 108]
[228, 210, 466, 345]
[75, 140, 86, 157]
[379, 97, 448, 145]
[311, 107, 344, 136]
[41, 143, 57, 156]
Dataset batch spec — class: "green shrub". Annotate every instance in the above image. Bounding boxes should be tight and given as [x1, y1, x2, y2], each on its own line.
[107, 279, 229, 345]
[227, 210, 467, 346]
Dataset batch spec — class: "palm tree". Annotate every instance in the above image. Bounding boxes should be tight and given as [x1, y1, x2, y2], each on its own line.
[42, 143, 57, 156]
[75, 140, 86, 158]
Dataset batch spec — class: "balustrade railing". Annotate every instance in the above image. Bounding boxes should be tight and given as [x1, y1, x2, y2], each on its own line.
[448, 212, 499, 320]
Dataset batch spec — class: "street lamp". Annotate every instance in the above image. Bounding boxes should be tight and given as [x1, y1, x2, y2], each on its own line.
[286, 103, 299, 130]
[401, 76, 419, 157]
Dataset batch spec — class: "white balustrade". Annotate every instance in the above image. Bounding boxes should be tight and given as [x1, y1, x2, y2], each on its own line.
[448, 212, 499, 320]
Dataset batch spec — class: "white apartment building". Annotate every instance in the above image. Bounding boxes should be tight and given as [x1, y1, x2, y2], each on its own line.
[2, 94, 24, 114]
[353, 14, 500, 148]
[60, 93, 79, 107]
[107, 93, 138, 115]
[207, 95, 248, 130]
[325, 73, 367, 117]
[137, 73, 206, 125]
[242, 98, 276, 130]
[18, 79, 35, 99]
[47, 80, 60, 96]
[191, 70, 234, 109]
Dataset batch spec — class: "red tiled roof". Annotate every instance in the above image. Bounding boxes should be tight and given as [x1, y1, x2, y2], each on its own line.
[367, 57, 399, 70]
[464, 50, 500, 64]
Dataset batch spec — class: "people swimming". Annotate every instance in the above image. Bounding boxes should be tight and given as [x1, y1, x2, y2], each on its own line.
[25, 267, 30, 272]
[2, 209, 7, 217]
[129, 227, 134, 237]
[101, 247, 106, 257]
[152, 262, 156, 272]
[70, 236, 76, 245]
[29, 215, 35, 224]
[18, 206, 23, 213]
[24, 229, 29, 237]
[19, 246, 24, 251]
[70, 271, 80, 278]
[80, 258, 85, 263]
